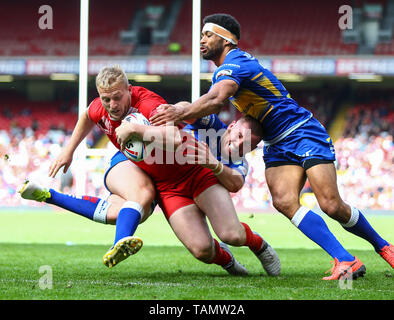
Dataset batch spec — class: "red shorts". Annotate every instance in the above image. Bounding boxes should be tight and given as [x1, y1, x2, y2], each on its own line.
[156, 167, 219, 219]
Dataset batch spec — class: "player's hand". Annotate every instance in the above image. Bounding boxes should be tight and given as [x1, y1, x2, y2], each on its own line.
[115, 121, 140, 150]
[149, 104, 184, 126]
[183, 138, 218, 169]
[48, 150, 73, 178]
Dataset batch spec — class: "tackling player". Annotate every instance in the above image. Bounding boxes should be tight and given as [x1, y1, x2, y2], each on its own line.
[114, 111, 281, 276]
[149, 13, 393, 280]
[20, 66, 280, 277]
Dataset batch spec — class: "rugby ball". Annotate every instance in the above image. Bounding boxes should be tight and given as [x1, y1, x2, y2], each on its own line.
[122, 113, 150, 162]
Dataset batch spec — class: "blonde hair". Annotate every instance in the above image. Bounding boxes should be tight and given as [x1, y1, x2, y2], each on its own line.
[95, 65, 129, 89]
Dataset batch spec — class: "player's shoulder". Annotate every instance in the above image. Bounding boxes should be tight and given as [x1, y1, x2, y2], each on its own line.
[87, 97, 106, 121]
[132, 85, 150, 97]
[214, 48, 261, 82]
[131, 85, 167, 119]
[225, 48, 258, 66]
[88, 96, 102, 108]
[132, 85, 166, 103]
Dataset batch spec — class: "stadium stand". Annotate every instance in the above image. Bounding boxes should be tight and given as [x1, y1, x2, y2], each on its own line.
[375, 39, 394, 54]
[335, 132, 393, 210]
[1, 90, 392, 210]
[0, 91, 78, 136]
[151, 0, 358, 56]
[0, 0, 136, 56]
[0, 0, 393, 211]
[0, 0, 369, 57]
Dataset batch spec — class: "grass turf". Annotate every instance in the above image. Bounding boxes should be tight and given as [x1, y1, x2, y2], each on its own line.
[0, 209, 393, 300]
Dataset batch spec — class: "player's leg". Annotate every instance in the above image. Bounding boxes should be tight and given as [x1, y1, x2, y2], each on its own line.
[105, 153, 155, 246]
[265, 165, 306, 220]
[19, 180, 112, 224]
[19, 151, 155, 228]
[190, 170, 260, 250]
[306, 161, 393, 268]
[265, 164, 356, 264]
[105, 154, 156, 223]
[168, 204, 216, 263]
[19, 177, 153, 227]
[194, 184, 246, 246]
[194, 183, 280, 276]
[167, 203, 248, 275]
[104, 194, 126, 225]
[103, 157, 156, 268]
[305, 162, 350, 223]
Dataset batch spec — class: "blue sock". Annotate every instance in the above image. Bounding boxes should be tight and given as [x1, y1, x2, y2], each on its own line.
[113, 201, 142, 246]
[342, 207, 389, 252]
[292, 207, 355, 262]
[46, 189, 109, 223]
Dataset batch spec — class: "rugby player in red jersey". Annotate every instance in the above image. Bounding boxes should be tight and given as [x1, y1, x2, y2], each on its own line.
[20, 66, 280, 276]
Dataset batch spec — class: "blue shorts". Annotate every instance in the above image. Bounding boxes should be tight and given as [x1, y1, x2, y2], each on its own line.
[103, 151, 129, 192]
[103, 151, 158, 215]
[263, 117, 336, 170]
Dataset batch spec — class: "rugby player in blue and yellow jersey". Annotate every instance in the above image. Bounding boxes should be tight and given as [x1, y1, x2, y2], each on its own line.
[150, 13, 393, 280]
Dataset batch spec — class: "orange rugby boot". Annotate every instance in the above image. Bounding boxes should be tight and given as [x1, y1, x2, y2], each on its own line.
[323, 256, 366, 280]
[378, 244, 394, 268]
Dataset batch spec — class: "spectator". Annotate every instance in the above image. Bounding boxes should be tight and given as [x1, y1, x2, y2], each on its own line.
[0, 98, 392, 211]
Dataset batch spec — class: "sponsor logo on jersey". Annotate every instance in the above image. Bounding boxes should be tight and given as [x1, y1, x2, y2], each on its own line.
[216, 69, 233, 79]
[97, 116, 112, 134]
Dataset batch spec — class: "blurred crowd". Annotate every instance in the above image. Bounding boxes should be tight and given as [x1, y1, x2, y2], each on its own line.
[334, 100, 393, 210]
[0, 101, 393, 211]
[0, 125, 106, 208]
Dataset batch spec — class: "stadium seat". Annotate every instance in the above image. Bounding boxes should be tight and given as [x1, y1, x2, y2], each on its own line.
[0, 0, 137, 56]
[168, 0, 357, 56]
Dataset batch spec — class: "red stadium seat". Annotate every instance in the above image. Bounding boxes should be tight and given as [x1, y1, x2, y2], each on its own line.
[169, 0, 357, 56]
[0, 0, 137, 56]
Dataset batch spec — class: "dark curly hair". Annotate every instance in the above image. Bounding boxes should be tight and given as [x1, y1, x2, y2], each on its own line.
[203, 13, 241, 41]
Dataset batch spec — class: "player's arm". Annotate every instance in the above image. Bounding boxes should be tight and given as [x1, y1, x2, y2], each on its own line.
[115, 121, 182, 152]
[152, 101, 197, 125]
[184, 139, 245, 193]
[49, 110, 95, 177]
[211, 160, 245, 193]
[150, 80, 238, 126]
[173, 101, 196, 124]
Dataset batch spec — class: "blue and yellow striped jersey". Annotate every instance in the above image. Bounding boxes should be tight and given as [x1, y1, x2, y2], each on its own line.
[212, 48, 312, 145]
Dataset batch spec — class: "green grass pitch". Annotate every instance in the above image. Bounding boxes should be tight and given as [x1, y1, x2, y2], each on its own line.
[0, 209, 393, 300]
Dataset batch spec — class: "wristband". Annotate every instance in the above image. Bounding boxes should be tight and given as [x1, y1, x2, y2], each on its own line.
[211, 161, 220, 172]
[213, 162, 224, 176]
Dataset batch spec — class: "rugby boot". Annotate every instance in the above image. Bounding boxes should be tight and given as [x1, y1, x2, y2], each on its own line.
[19, 180, 51, 202]
[378, 243, 394, 268]
[253, 235, 281, 276]
[220, 242, 249, 276]
[323, 256, 366, 280]
[103, 236, 143, 268]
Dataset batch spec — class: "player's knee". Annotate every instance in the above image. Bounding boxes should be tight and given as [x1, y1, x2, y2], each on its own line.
[319, 198, 345, 220]
[140, 184, 156, 203]
[189, 242, 214, 263]
[123, 183, 155, 206]
[217, 229, 244, 246]
[272, 195, 299, 218]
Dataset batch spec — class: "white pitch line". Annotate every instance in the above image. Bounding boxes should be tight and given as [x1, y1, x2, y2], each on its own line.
[0, 278, 392, 294]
